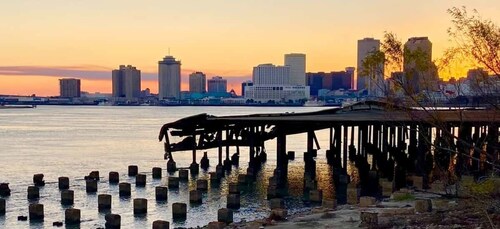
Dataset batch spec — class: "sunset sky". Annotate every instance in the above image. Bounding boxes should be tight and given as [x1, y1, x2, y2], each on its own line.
[1, 0, 499, 96]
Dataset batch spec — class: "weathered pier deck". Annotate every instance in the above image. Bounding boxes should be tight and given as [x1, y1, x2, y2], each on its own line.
[159, 101, 500, 195]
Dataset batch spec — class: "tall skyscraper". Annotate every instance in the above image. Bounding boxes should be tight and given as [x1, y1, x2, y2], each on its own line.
[207, 76, 227, 93]
[357, 38, 383, 95]
[59, 78, 81, 98]
[284, 53, 306, 86]
[189, 72, 206, 93]
[345, 67, 355, 90]
[403, 37, 437, 93]
[158, 56, 181, 100]
[112, 65, 141, 99]
[252, 64, 290, 85]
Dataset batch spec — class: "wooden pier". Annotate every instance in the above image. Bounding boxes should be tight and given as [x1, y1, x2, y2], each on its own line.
[159, 100, 500, 196]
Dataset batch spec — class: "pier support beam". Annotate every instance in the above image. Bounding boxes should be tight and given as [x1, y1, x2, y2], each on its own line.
[190, 133, 199, 175]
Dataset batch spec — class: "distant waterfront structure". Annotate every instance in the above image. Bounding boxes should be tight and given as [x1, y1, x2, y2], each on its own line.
[189, 72, 206, 93]
[403, 37, 438, 93]
[284, 53, 306, 86]
[207, 76, 227, 93]
[306, 67, 354, 96]
[357, 38, 383, 96]
[59, 78, 81, 98]
[252, 64, 290, 85]
[158, 56, 181, 100]
[247, 62, 309, 102]
[241, 80, 253, 97]
[112, 65, 141, 99]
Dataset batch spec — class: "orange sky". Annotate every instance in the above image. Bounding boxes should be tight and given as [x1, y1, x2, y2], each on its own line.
[1, 0, 498, 96]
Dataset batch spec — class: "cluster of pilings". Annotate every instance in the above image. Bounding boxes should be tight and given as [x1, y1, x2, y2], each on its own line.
[0, 164, 253, 228]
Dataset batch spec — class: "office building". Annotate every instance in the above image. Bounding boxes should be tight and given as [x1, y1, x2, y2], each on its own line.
[252, 64, 290, 85]
[306, 73, 325, 96]
[357, 38, 384, 95]
[403, 37, 438, 93]
[207, 76, 227, 93]
[59, 78, 81, 98]
[285, 53, 306, 86]
[158, 56, 181, 100]
[241, 80, 253, 97]
[244, 85, 310, 101]
[189, 72, 206, 93]
[112, 65, 141, 99]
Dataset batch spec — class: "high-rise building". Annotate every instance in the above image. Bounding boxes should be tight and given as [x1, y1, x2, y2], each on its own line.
[189, 72, 206, 93]
[357, 38, 383, 95]
[284, 53, 306, 86]
[345, 67, 355, 89]
[252, 64, 290, 85]
[59, 78, 81, 98]
[241, 80, 253, 97]
[207, 76, 227, 93]
[306, 72, 325, 96]
[112, 65, 141, 99]
[403, 37, 438, 93]
[158, 56, 181, 100]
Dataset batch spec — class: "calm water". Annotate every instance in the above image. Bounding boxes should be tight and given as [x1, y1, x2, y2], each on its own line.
[0, 105, 345, 228]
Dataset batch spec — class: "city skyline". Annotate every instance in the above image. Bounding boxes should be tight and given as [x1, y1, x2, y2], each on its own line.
[1, 1, 499, 96]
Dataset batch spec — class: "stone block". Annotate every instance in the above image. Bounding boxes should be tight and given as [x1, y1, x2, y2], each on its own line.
[269, 198, 284, 209]
[381, 180, 393, 197]
[152, 167, 162, 179]
[360, 212, 378, 227]
[152, 220, 170, 229]
[322, 198, 337, 209]
[432, 199, 449, 211]
[415, 199, 432, 213]
[217, 208, 233, 223]
[168, 177, 179, 188]
[270, 208, 287, 221]
[227, 194, 240, 209]
[136, 174, 147, 187]
[207, 221, 226, 229]
[430, 181, 445, 193]
[86, 179, 97, 193]
[119, 182, 131, 197]
[27, 186, 39, 200]
[189, 190, 202, 204]
[347, 188, 358, 205]
[33, 174, 45, 186]
[197, 179, 208, 191]
[58, 177, 69, 190]
[98, 194, 112, 211]
[228, 182, 239, 194]
[29, 204, 44, 221]
[61, 190, 74, 205]
[155, 186, 168, 201]
[412, 176, 423, 190]
[178, 169, 189, 181]
[133, 198, 147, 214]
[128, 165, 138, 176]
[310, 190, 323, 202]
[105, 213, 121, 229]
[109, 171, 119, 184]
[359, 196, 376, 207]
[65, 208, 80, 225]
[172, 203, 187, 219]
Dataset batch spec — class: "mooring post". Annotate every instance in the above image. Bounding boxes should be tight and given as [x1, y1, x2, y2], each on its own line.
[190, 133, 199, 174]
[217, 129, 223, 166]
[343, 125, 348, 169]
[307, 130, 314, 154]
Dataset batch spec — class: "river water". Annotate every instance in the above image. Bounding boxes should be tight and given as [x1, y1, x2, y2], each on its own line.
[0, 105, 348, 228]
